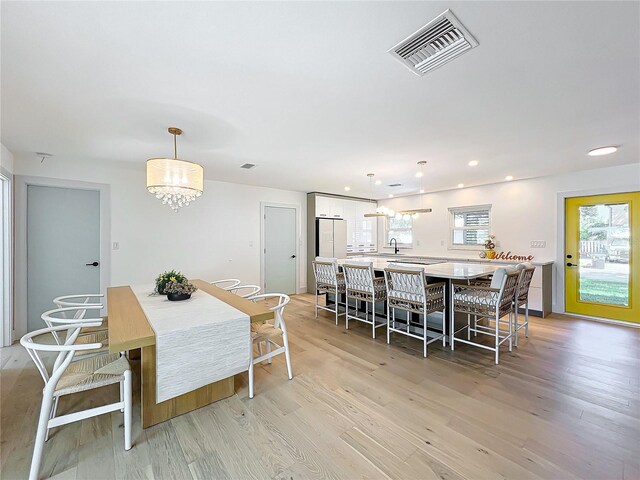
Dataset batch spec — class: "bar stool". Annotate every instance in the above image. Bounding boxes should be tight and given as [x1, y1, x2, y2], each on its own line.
[384, 264, 446, 357]
[312, 257, 346, 325]
[342, 261, 387, 338]
[451, 267, 520, 364]
[513, 263, 536, 346]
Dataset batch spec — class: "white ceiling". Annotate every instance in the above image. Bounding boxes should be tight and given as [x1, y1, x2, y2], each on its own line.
[2, 1, 638, 199]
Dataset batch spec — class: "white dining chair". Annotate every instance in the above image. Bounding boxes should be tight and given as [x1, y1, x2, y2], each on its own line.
[21, 323, 132, 480]
[246, 293, 292, 399]
[384, 264, 446, 357]
[451, 267, 520, 364]
[209, 279, 242, 291]
[231, 285, 262, 298]
[53, 294, 107, 334]
[513, 263, 536, 346]
[312, 257, 346, 325]
[342, 261, 387, 338]
[42, 306, 110, 357]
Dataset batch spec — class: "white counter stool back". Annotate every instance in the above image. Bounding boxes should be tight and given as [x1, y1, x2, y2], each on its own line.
[42, 306, 109, 357]
[384, 265, 446, 357]
[246, 293, 292, 398]
[230, 285, 262, 298]
[210, 279, 242, 290]
[312, 257, 346, 325]
[513, 263, 536, 346]
[343, 261, 387, 338]
[20, 324, 132, 480]
[451, 267, 519, 364]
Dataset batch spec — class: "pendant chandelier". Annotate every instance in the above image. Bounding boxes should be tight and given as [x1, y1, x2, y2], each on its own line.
[146, 127, 204, 212]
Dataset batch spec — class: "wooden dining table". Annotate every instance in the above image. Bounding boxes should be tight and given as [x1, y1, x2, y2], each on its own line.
[107, 279, 273, 428]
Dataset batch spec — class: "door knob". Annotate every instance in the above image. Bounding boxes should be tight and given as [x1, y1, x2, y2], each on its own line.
[566, 262, 576, 267]
[85, 261, 100, 267]
[291, 255, 296, 258]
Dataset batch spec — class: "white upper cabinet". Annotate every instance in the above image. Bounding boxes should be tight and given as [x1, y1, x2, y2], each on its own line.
[315, 196, 332, 218]
[315, 196, 377, 253]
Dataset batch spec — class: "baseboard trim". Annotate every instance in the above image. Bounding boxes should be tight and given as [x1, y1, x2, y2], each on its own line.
[554, 312, 640, 328]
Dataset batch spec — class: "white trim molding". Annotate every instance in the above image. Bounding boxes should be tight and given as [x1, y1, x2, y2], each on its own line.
[0, 167, 13, 346]
[260, 201, 301, 295]
[14, 176, 111, 339]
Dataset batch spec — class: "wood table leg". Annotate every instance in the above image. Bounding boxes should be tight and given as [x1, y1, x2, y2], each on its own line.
[141, 345, 235, 428]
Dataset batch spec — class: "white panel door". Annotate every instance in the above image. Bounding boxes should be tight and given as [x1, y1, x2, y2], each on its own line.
[27, 185, 100, 332]
[264, 206, 297, 294]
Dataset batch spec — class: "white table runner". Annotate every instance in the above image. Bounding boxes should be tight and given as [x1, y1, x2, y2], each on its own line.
[131, 285, 250, 403]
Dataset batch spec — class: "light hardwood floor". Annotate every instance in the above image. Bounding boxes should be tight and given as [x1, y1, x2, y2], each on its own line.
[2, 293, 639, 480]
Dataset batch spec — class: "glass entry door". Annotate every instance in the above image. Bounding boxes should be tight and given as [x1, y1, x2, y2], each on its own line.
[565, 192, 639, 323]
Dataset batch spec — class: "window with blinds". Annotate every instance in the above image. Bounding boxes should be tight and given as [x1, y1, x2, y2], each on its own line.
[386, 216, 413, 247]
[449, 205, 491, 249]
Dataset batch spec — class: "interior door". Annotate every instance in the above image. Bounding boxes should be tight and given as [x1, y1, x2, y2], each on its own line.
[264, 206, 297, 294]
[565, 192, 639, 323]
[27, 185, 101, 332]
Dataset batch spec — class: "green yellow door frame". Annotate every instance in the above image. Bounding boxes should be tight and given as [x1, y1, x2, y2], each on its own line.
[565, 192, 639, 323]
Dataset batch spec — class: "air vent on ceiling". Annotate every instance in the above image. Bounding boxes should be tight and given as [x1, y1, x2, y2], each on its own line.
[388, 9, 478, 76]
[240, 163, 257, 169]
[388, 183, 402, 187]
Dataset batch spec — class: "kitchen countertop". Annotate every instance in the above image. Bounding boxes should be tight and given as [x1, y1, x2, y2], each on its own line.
[337, 257, 501, 280]
[348, 252, 554, 266]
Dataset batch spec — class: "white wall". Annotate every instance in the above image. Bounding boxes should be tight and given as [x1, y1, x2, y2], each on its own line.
[377, 163, 640, 312]
[0, 144, 14, 174]
[13, 156, 307, 293]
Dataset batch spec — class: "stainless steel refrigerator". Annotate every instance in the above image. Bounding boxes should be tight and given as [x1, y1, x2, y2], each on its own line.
[316, 218, 347, 259]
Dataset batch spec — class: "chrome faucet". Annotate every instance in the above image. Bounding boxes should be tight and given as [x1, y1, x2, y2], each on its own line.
[389, 237, 399, 254]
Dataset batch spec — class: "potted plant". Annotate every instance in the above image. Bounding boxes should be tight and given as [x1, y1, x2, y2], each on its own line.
[164, 278, 198, 301]
[155, 270, 186, 295]
[484, 234, 497, 259]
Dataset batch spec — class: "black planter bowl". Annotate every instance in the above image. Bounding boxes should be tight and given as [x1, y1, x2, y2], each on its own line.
[167, 293, 191, 301]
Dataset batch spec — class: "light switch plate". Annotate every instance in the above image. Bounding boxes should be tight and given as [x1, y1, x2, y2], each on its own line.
[530, 241, 546, 248]
[112, 242, 119, 250]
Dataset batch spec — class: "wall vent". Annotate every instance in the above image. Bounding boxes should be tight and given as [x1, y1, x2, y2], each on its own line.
[388, 9, 478, 76]
[240, 163, 257, 169]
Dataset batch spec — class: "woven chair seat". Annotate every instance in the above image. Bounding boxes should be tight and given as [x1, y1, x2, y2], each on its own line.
[251, 322, 283, 341]
[80, 318, 108, 334]
[54, 353, 130, 396]
[73, 330, 110, 356]
[347, 277, 386, 301]
[388, 289, 424, 303]
[317, 273, 346, 293]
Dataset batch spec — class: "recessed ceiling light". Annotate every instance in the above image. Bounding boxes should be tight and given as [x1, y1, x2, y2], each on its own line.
[505, 175, 513, 181]
[419, 189, 425, 194]
[415, 172, 424, 178]
[588, 146, 618, 156]
[468, 160, 479, 167]
[457, 183, 464, 188]
[374, 180, 382, 186]
[344, 186, 351, 191]
[388, 194, 394, 198]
